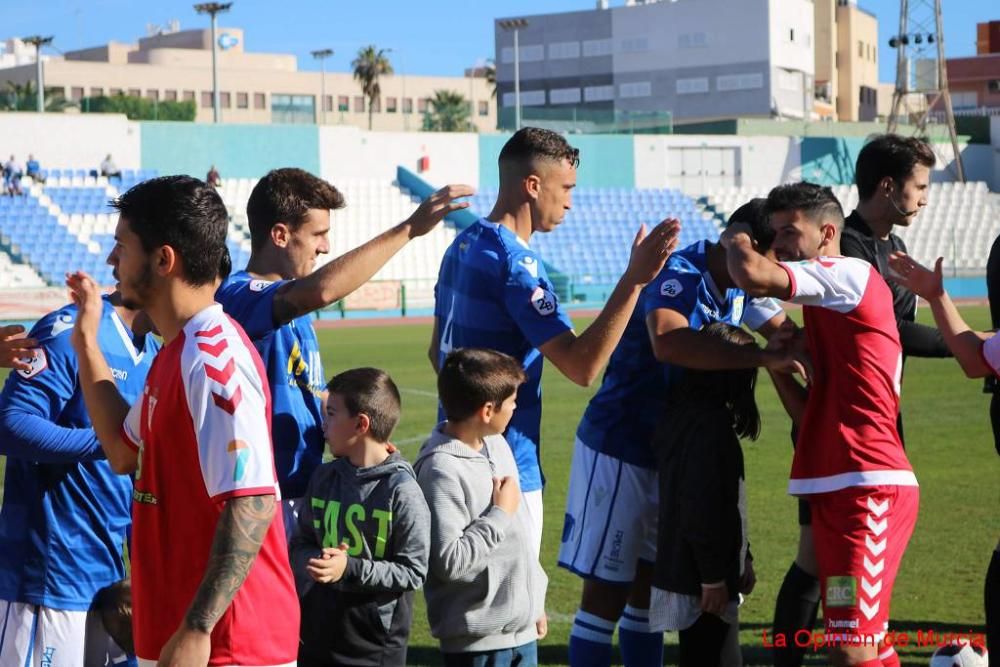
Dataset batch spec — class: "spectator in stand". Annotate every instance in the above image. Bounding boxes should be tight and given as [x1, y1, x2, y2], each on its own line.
[25, 154, 45, 184]
[100, 154, 122, 181]
[4, 155, 24, 196]
[206, 165, 222, 188]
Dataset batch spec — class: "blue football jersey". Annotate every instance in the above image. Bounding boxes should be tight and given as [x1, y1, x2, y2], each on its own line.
[434, 220, 574, 492]
[577, 240, 774, 469]
[216, 271, 326, 498]
[0, 297, 158, 610]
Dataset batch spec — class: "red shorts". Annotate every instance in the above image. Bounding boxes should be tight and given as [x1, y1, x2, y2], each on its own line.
[810, 485, 919, 643]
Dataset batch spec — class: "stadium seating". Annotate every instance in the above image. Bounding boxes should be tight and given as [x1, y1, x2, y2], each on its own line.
[468, 187, 721, 282]
[700, 182, 1000, 275]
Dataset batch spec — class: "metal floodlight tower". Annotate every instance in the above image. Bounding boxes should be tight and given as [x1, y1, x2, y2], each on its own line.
[22, 35, 54, 113]
[498, 18, 528, 130]
[886, 0, 964, 181]
[311, 48, 334, 125]
[194, 2, 233, 123]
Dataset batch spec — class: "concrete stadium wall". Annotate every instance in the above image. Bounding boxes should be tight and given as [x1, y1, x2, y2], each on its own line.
[478, 133, 636, 190]
[318, 126, 480, 188]
[139, 122, 320, 178]
[0, 113, 141, 170]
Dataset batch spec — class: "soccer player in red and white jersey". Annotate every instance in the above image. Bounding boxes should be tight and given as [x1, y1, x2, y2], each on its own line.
[888, 249, 999, 657]
[721, 182, 919, 667]
[68, 176, 299, 667]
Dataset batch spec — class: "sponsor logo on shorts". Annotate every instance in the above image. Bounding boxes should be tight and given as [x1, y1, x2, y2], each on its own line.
[826, 576, 857, 608]
[42, 646, 55, 667]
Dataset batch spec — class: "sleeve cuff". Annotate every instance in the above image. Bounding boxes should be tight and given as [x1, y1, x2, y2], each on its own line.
[777, 262, 798, 298]
[210, 486, 277, 504]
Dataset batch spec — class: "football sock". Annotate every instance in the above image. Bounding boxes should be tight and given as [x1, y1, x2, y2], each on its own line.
[569, 610, 615, 667]
[986, 547, 1000, 654]
[878, 645, 900, 667]
[772, 561, 821, 667]
[618, 605, 663, 667]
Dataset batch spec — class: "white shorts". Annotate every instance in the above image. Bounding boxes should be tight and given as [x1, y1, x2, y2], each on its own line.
[557, 439, 658, 583]
[522, 489, 544, 557]
[0, 599, 130, 667]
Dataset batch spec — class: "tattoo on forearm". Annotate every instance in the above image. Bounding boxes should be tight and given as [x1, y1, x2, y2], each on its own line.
[184, 494, 275, 633]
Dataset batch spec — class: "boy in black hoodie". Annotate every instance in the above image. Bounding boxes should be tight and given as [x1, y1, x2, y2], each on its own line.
[290, 367, 431, 667]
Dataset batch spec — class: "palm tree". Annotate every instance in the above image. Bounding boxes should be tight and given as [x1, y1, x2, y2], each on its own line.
[484, 59, 496, 99]
[351, 45, 393, 131]
[0, 81, 73, 112]
[422, 90, 473, 132]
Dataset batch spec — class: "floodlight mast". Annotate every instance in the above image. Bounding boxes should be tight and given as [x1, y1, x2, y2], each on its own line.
[194, 2, 233, 123]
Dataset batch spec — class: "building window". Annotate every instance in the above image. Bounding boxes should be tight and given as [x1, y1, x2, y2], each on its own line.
[90, 87, 104, 97]
[237, 92, 248, 109]
[583, 85, 615, 102]
[549, 87, 581, 104]
[619, 81, 652, 98]
[548, 41, 580, 60]
[417, 97, 428, 113]
[501, 44, 544, 64]
[201, 91, 213, 108]
[478, 100, 488, 116]
[183, 90, 196, 102]
[128, 88, 140, 97]
[778, 70, 802, 92]
[354, 96, 365, 113]
[989, 80, 1000, 93]
[254, 93, 266, 109]
[338, 95, 349, 111]
[716, 72, 764, 91]
[582, 38, 614, 57]
[164, 90, 178, 102]
[679, 32, 707, 48]
[146, 89, 159, 101]
[501, 90, 545, 107]
[271, 94, 316, 124]
[858, 40, 864, 58]
[402, 97, 413, 113]
[110, 88, 123, 96]
[789, 28, 795, 42]
[676, 77, 709, 94]
[71, 86, 84, 101]
[220, 92, 231, 108]
[324, 95, 333, 112]
[370, 97, 381, 112]
[620, 38, 649, 53]
[384, 97, 396, 113]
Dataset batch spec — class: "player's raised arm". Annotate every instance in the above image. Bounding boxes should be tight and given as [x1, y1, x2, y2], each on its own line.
[67, 271, 136, 474]
[271, 185, 474, 325]
[888, 252, 992, 378]
[538, 218, 680, 387]
[720, 222, 793, 299]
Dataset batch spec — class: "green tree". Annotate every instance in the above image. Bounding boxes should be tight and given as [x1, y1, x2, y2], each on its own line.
[484, 59, 496, 98]
[351, 45, 393, 131]
[79, 94, 196, 121]
[0, 81, 74, 112]
[422, 89, 474, 132]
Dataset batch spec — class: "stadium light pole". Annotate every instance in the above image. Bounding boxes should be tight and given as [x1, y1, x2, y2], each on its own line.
[498, 18, 528, 131]
[311, 48, 334, 125]
[23, 35, 54, 113]
[194, 2, 232, 123]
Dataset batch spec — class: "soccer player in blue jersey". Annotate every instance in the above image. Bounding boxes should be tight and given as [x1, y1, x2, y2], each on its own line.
[0, 291, 158, 667]
[217, 167, 472, 528]
[429, 128, 682, 555]
[560, 200, 798, 667]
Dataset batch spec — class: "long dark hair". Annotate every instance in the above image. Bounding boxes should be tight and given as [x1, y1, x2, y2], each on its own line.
[679, 322, 761, 441]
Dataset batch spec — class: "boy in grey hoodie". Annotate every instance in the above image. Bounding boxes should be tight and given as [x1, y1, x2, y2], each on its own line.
[290, 368, 430, 667]
[415, 348, 548, 666]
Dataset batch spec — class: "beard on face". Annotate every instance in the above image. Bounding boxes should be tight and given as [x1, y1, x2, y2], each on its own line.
[119, 260, 155, 311]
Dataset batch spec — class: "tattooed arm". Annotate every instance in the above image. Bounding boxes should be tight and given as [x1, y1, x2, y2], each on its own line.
[156, 494, 276, 667]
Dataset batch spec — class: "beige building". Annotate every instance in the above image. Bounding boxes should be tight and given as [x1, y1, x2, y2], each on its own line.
[813, 0, 880, 122]
[0, 29, 497, 132]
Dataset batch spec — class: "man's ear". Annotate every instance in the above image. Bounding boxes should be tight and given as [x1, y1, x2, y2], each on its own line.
[155, 245, 176, 277]
[271, 223, 291, 248]
[524, 174, 541, 201]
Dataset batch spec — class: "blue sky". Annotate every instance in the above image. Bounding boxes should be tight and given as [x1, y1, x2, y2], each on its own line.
[6, 0, 995, 83]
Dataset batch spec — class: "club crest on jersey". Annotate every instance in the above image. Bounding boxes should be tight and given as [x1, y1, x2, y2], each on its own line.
[660, 278, 683, 297]
[732, 295, 745, 321]
[519, 255, 539, 278]
[16, 349, 47, 379]
[530, 286, 557, 316]
[50, 313, 74, 337]
[249, 279, 273, 293]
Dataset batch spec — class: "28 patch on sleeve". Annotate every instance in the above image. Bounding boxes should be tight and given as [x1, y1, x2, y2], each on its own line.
[17, 349, 48, 379]
[660, 278, 683, 297]
[530, 286, 557, 316]
[249, 279, 274, 293]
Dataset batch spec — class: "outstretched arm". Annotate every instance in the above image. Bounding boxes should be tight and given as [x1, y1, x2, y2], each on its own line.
[538, 219, 681, 387]
[67, 272, 136, 474]
[271, 185, 474, 325]
[888, 253, 991, 378]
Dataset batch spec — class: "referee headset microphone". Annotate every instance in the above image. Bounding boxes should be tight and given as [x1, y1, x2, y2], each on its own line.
[885, 180, 920, 218]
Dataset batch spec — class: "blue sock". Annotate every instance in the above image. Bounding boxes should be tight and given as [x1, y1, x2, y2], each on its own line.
[569, 610, 615, 667]
[618, 605, 663, 667]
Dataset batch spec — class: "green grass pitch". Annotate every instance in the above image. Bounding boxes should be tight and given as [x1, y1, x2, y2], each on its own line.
[1, 307, 996, 665]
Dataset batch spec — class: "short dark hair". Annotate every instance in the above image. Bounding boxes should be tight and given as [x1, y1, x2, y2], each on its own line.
[855, 134, 936, 200]
[438, 348, 527, 422]
[766, 182, 845, 229]
[498, 127, 580, 186]
[246, 168, 346, 250]
[94, 579, 133, 655]
[726, 198, 773, 251]
[327, 367, 401, 443]
[676, 322, 761, 440]
[112, 175, 228, 286]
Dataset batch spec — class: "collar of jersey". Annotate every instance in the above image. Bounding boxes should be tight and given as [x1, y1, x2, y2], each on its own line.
[478, 219, 530, 249]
